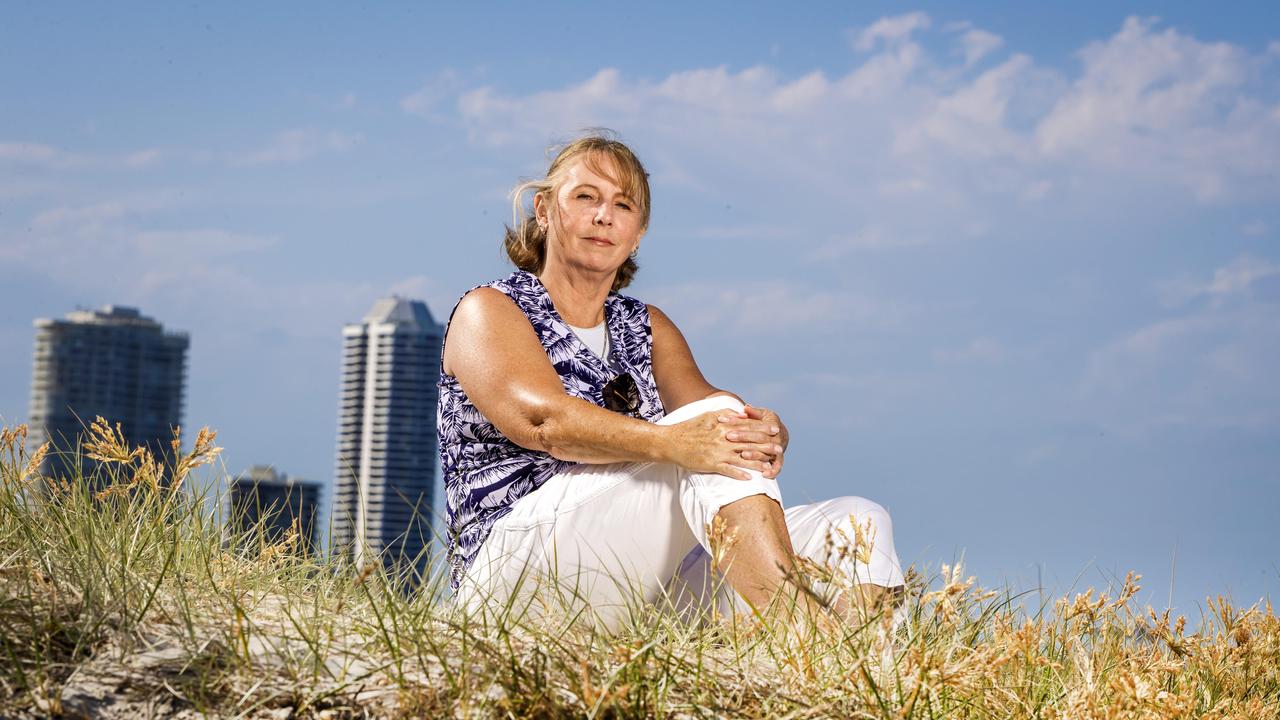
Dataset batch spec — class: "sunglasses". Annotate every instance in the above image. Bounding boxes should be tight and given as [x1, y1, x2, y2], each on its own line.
[602, 372, 640, 415]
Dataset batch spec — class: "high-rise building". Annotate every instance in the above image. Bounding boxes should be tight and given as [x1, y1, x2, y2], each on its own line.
[228, 465, 320, 554]
[27, 305, 188, 480]
[331, 297, 442, 579]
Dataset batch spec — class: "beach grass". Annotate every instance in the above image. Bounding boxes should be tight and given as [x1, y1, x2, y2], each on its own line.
[1, 421, 1277, 719]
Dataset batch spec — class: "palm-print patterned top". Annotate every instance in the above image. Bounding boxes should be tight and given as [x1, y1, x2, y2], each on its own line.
[438, 270, 666, 590]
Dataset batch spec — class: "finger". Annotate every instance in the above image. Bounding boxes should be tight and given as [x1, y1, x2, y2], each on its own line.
[738, 449, 778, 462]
[717, 462, 756, 481]
[739, 442, 784, 457]
[719, 418, 779, 435]
[725, 429, 780, 444]
[715, 412, 750, 424]
[766, 454, 785, 479]
[721, 456, 768, 477]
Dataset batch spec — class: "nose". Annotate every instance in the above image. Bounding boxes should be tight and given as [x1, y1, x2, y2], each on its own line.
[593, 201, 613, 226]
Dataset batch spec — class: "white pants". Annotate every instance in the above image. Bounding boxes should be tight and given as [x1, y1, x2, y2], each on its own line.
[455, 396, 905, 629]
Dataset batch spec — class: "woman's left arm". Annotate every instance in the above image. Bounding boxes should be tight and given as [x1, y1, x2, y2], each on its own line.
[649, 304, 789, 478]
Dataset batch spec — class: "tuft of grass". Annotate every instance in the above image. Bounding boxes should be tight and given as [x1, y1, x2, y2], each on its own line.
[0, 421, 1277, 718]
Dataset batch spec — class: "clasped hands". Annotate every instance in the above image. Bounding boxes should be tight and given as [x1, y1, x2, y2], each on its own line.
[719, 405, 789, 480]
[669, 403, 789, 481]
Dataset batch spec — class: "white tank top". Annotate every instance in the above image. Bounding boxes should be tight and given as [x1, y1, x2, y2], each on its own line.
[566, 320, 609, 360]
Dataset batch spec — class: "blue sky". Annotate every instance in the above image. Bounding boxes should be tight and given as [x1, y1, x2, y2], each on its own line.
[2, 2, 1277, 615]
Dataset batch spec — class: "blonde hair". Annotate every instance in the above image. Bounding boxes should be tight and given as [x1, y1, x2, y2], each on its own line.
[504, 131, 650, 291]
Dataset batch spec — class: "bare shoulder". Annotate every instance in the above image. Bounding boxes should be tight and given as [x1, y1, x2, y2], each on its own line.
[443, 287, 534, 375]
[646, 303, 676, 334]
[455, 286, 518, 317]
[646, 303, 687, 347]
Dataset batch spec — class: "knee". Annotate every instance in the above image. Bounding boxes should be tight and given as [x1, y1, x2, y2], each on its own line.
[658, 395, 744, 426]
[825, 495, 893, 531]
[801, 495, 905, 590]
[817, 496, 895, 561]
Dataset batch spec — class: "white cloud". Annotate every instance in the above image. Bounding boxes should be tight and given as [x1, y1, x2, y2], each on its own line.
[1081, 256, 1280, 431]
[806, 226, 921, 259]
[895, 54, 1035, 159]
[3, 194, 390, 345]
[125, 148, 163, 168]
[1160, 255, 1280, 308]
[132, 229, 279, 260]
[19, 192, 184, 241]
[0, 142, 87, 169]
[957, 28, 1004, 68]
[228, 129, 363, 166]
[30, 201, 129, 232]
[837, 41, 927, 100]
[1203, 255, 1280, 299]
[1240, 220, 1268, 237]
[429, 14, 1279, 265]
[1082, 309, 1279, 430]
[386, 275, 454, 317]
[5, 193, 265, 287]
[850, 12, 931, 52]
[401, 70, 463, 120]
[647, 280, 903, 337]
[1035, 17, 1275, 200]
[0, 142, 168, 171]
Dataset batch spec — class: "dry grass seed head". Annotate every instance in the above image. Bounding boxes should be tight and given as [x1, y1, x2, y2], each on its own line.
[849, 513, 876, 567]
[258, 525, 300, 565]
[2, 425, 21, 464]
[171, 426, 222, 491]
[19, 441, 49, 487]
[82, 416, 144, 465]
[1, 424, 30, 451]
[704, 514, 739, 568]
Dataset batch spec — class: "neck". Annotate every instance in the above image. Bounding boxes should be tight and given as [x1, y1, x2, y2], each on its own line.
[537, 262, 612, 327]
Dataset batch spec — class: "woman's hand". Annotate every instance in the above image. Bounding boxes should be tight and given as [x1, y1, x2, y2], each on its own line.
[666, 410, 783, 480]
[721, 406, 789, 479]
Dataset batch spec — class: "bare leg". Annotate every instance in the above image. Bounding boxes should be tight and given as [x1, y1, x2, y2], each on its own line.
[715, 495, 905, 631]
[714, 495, 821, 622]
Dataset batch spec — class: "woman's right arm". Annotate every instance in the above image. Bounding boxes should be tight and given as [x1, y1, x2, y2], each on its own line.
[442, 288, 774, 480]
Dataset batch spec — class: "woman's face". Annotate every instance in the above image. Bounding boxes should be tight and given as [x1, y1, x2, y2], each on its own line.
[536, 153, 645, 279]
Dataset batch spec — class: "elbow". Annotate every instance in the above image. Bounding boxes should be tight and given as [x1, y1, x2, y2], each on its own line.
[527, 414, 577, 461]
[528, 414, 556, 456]
[513, 394, 567, 455]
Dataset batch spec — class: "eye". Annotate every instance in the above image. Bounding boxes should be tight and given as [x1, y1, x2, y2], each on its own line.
[576, 192, 595, 201]
[615, 201, 632, 211]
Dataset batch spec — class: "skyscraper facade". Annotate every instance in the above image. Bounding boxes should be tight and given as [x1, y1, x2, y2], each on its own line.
[228, 465, 320, 554]
[27, 305, 188, 480]
[331, 297, 442, 579]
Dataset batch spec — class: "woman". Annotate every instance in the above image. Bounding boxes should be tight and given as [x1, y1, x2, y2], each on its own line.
[439, 133, 904, 629]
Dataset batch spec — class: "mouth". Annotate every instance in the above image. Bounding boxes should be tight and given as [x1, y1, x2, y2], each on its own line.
[584, 236, 614, 247]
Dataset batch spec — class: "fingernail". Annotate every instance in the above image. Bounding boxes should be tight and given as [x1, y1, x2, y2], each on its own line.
[771, 426, 779, 434]
[727, 432, 738, 440]
[773, 445, 783, 453]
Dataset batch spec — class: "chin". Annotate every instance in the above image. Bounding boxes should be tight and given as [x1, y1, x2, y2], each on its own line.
[575, 259, 625, 275]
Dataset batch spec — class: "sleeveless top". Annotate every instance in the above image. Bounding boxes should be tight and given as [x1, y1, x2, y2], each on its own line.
[437, 270, 666, 589]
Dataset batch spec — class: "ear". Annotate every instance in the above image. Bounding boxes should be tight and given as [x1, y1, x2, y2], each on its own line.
[532, 192, 547, 225]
